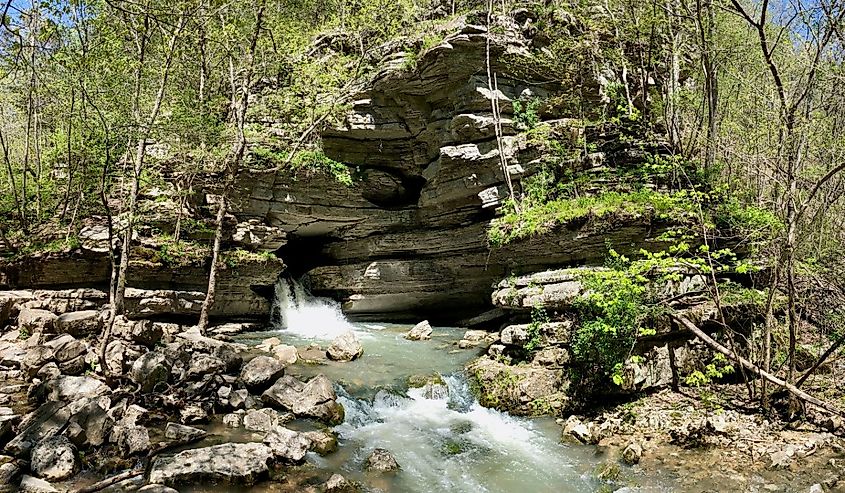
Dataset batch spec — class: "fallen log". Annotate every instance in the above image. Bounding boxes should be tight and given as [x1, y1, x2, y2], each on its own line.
[73, 468, 143, 493]
[671, 314, 845, 417]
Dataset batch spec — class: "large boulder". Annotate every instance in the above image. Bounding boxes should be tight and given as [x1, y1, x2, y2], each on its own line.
[262, 374, 344, 425]
[4, 402, 70, 457]
[148, 442, 274, 486]
[104, 340, 145, 377]
[240, 356, 285, 391]
[18, 475, 58, 493]
[186, 354, 226, 379]
[17, 308, 58, 333]
[263, 426, 311, 463]
[130, 351, 171, 392]
[43, 335, 88, 375]
[30, 436, 78, 481]
[164, 423, 206, 442]
[45, 376, 109, 402]
[326, 331, 363, 362]
[112, 316, 163, 347]
[55, 311, 100, 336]
[405, 320, 432, 341]
[68, 399, 113, 448]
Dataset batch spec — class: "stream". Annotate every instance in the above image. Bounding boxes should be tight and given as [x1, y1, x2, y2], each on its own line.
[226, 281, 675, 492]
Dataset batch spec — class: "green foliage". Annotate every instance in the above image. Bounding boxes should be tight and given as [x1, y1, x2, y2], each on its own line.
[251, 147, 353, 186]
[222, 249, 275, 268]
[513, 97, 541, 131]
[684, 354, 735, 387]
[524, 305, 550, 352]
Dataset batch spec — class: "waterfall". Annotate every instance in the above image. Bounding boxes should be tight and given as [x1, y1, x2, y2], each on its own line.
[271, 277, 357, 339]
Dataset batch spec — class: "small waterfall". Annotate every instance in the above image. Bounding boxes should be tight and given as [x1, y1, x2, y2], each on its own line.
[271, 277, 357, 339]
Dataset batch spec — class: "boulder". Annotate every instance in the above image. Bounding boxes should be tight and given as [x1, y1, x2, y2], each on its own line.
[303, 430, 338, 456]
[364, 448, 400, 472]
[68, 399, 113, 448]
[500, 325, 529, 346]
[405, 320, 433, 341]
[114, 423, 151, 456]
[179, 405, 208, 424]
[243, 409, 281, 433]
[622, 441, 643, 465]
[30, 436, 78, 481]
[4, 402, 70, 457]
[223, 413, 241, 428]
[17, 308, 58, 333]
[186, 354, 226, 379]
[324, 473, 356, 493]
[55, 311, 100, 336]
[45, 376, 109, 402]
[262, 374, 344, 425]
[112, 316, 163, 347]
[18, 475, 58, 493]
[20, 346, 55, 378]
[44, 335, 88, 375]
[263, 426, 311, 463]
[104, 340, 145, 377]
[326, 331, 363, 361]
[35, 362, 60, 381]
[164, 423, 207, 442]
[273, 344, 298, 366]
[0, 461, 21, 493]
[240, 356, 285, 391]
[130, 351, 171, 392]
[148, 442, 274, 486]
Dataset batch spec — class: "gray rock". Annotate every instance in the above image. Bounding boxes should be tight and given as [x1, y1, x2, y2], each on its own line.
[272, 344, 298, 366]
[263, 426, 310, 463]
[179, 404, 208, 424]
[114, 423, 151, 456]
[223, 413, 241, 428]
[130, 351, 171, 392]
[303, 430, 338, 456]
[138, 485, 180, 493]
[243, 409, 278, 433]
[326, 331, 363, 361]
[30, 436, 78, 481]
[35, 362, 60, 381]
[104, 340, 145, 377]
[68, 399, 113, 447]
[164, 423, 206, 442]
[622, 441, 643, 465]
[45, 375, 109, 402]
[405, 320, 432, 341]
[112, 316, 163, 347]
[0, 460, 21, 493]
[44, 335, 88, 375]
[500, 325, 529, 346]
[262, 374, 344, 425]
[17, 308, 58, 333]
[229, 389, 249, 410]
[4, 401, 70, 457]
[324, 473, 356, 493]
[240, 356, 285, 391]
[138, 484, 179, 493]
[148, 442, 273, 486]
[55, 310, 100, 336]
[186, 354, 226, 379]
[364, 448, 400, 472]
[18, 475, 58, 493]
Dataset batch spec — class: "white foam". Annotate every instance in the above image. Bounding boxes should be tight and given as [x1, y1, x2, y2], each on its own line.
[272, 278, 357, 340]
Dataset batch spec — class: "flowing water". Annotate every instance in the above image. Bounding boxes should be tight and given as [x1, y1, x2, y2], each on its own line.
[231, 279, 672, 492]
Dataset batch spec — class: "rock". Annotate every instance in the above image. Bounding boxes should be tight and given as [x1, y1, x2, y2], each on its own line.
[262, 374, 344, 425]
[104, 340, 145, 377]
[68, 399, 113, 448]
[769, 447, 796, 469]
[149, 442, 273, 486]
[138, 485, 180, 493]
[30, 436, 78, 481]
[114, 424, 151, 456]
[229, 389, 249, 410]
[405, 320, 433, 341]
[186, 354, 226, 379]
[240, 356, 285, 391]
[44, 335, 88, 375]
[44, 375, 109, 403]
[563, 417, 592, 444]
[808, 484, 824, 493]
[326, 331, 363, 361]
[18, 475, 58, 493]
[324, 473, 356, 493]
[223, 413, 241, 428]
[263, 426, 311, 463]
[35, 362, 60, 381]
[303, 430, 338, 456]
[243, 409, 280, 433]
[273, 344, 298, 366]
[622, 441, 643, 465]
[0, 461, 21, 493]
[500, 325, 529, 346]
[364, 448, 400, 472]
[179, 405, 208, 424]
[20, 346, 55, 378]
[17, 308, 58, 333]
[112, 316, 163, 347]
[164, 423, 206, 442]
[4, 401, 70, 457]
[130, 351, 171, 392]
[55, 310, 100, 336]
